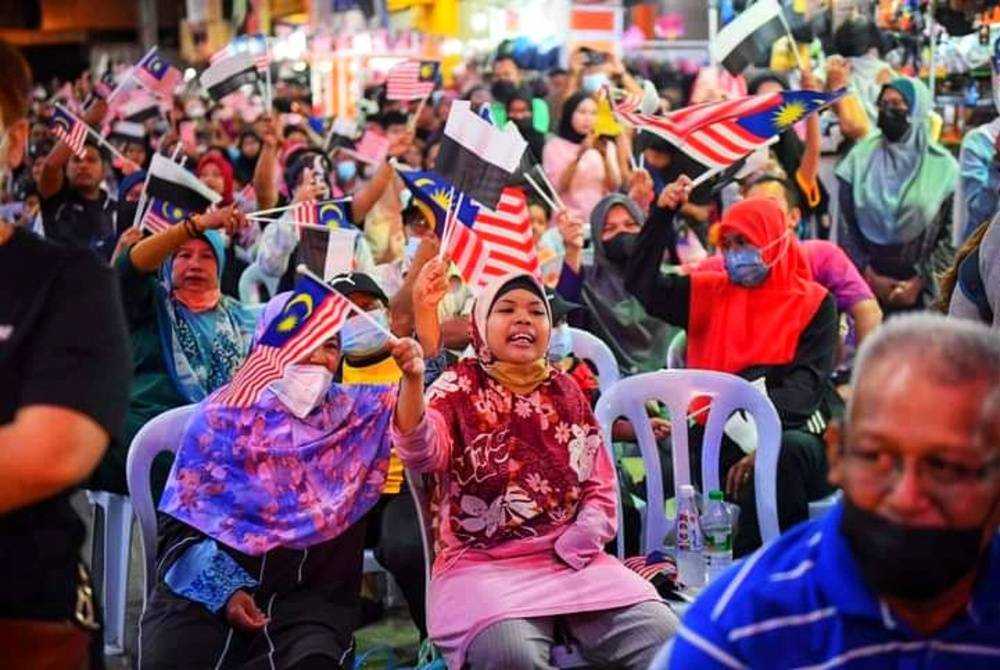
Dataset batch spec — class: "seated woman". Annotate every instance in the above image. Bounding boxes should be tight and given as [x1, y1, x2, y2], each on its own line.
[555, 193, 675, 375]
[140, 292, 397, 669]
[835, 77, 958, 314]
[391, 272, 677, 670]
[88, 206, 261, 495]
[626, 191, 840, 556]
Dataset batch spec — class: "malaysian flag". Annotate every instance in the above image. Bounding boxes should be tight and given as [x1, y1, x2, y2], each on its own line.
[50, 106, 89, 159]
[288, 199, 353, 229]
[613, 89, 844, 170]
[134, 48, 183, 99]
[140, 197, 188, 234]
[386, 60, 439, 101]
[213, 273, 357, 407]
[399, 168, 538, 290]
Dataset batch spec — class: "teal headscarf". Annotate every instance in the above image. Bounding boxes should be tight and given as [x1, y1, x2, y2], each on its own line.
[835, 77, 958, 246]
[155, 230, 262, 402]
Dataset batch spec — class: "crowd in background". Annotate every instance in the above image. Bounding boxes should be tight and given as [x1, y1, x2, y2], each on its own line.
[1, 8, 999, 670]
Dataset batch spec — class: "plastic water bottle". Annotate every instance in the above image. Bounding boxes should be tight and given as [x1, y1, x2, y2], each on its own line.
[675, 485, 705, 588]
[702, 490, 734, 583]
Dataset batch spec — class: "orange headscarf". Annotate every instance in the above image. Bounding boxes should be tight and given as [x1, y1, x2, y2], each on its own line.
[687, 197, 828, 374]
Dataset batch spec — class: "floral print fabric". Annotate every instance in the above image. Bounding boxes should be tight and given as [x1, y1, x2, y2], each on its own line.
[160, 383, 396, 555]
[425, 359, 604, 552]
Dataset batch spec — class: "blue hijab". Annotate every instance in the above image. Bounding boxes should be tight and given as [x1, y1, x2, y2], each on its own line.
[155, 229, 262, 402]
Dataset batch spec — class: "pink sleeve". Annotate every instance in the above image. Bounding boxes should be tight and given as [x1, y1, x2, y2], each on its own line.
[542, 139, 570, 196]
[390, 408, 452, 474]
[803, 240, 875, 313]
[554, 415, 618, 570]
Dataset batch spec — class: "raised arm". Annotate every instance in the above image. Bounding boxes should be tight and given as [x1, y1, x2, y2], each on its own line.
[349, 130, 414, 224]
[39, 99, 108, 198]
[130, 206, 246, 274]
[253, 115, 281, 210]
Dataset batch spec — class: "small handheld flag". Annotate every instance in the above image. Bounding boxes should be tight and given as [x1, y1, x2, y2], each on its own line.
[134, 48, 183, 99]
[386, 60, 439, 101]
[50, 106, 89, 159]
[201, 52, 261, 102]
[140, 197, 188, 234]
[213, 272, 357, 407]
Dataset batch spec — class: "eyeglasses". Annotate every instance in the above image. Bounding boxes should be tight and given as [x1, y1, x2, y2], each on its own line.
[844, 446, 1000, 492]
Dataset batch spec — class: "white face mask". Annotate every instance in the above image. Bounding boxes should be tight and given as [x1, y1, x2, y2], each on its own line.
[268, 364, 334, 419]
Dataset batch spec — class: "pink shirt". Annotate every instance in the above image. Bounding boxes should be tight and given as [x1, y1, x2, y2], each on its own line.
[542, 136, 610, 223]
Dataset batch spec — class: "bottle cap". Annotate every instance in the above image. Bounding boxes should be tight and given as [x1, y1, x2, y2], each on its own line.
[680, 484, 695, 496]
[709, 489, 724, 501]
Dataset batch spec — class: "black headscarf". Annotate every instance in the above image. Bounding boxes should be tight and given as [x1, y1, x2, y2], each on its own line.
[507, 91, 546, 162]
[233, 130, 260, 185]
[557, 92, 590, 144]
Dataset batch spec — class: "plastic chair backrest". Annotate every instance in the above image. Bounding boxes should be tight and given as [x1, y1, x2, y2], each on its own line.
[594, 369, 781, 554]
[666, 331, 686, 370]
[568, 327, 620, 392]
[125, 404, 198, 598]
[405, 469, 436, 597]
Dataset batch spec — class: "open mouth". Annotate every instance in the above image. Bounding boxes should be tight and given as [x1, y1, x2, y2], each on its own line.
[507, 332, 536, 347]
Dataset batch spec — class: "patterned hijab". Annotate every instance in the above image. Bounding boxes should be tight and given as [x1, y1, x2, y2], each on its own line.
[155, 229, 260, 402]
[159, 292, 395, 555]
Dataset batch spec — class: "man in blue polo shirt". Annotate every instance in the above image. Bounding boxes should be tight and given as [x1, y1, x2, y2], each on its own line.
[658, 314, 1000, 669]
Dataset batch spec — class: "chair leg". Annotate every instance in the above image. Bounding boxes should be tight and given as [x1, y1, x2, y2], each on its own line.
[101, 494, 133, 656]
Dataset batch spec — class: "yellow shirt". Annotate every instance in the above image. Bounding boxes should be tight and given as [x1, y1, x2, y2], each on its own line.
[342, 356, 405, 495]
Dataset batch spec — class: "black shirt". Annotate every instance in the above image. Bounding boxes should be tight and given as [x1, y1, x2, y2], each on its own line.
[0, 228, 131, 619]
[41, 185, 117, 263]
[625, 205, 839, 429]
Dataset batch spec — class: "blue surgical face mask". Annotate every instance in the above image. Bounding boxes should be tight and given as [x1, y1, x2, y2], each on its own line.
[723, 245, 769, 287]
[547, 323, 573, 362]
[336, 160, 357, 183]
[340, 309, 390, 358]
[582, 73, 610, 94]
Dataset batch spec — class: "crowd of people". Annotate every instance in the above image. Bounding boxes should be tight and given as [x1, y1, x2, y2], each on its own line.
[1, 10, 999, 670]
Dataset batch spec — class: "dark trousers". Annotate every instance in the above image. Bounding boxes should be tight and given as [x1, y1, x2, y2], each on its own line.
[364, 491, 428, 638]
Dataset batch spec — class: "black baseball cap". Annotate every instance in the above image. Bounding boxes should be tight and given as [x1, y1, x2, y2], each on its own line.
[328, 272, 389, 305]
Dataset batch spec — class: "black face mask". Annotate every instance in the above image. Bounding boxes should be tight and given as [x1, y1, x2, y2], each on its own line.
[603, 232, 639, 266]
[877, 107, 910, 143]
[511, 117, 534, 135]
[491, 80, 517, 104]
[840, 495, 990, 601]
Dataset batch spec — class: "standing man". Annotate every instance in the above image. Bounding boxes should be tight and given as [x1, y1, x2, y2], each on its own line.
[0, 40, 132, 667]
[659, 314, 1000, 669]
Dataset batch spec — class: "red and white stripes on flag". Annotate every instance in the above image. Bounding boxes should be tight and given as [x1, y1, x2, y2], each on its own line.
[214, 290, 356, 407]
[291, 200, 318, 225]
[447, 188, 540, 290]
[386, 60, 437, 101]
[51, 110, 89, 159]
[613, 93, 780, 169]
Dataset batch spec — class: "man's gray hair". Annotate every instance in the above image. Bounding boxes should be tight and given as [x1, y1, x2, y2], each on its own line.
[849, 313, 1000, 420]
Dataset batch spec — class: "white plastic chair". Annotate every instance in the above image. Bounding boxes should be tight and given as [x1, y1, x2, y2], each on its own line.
[84, 490, 133, 656]
[125, 404, 199, 600]
[568, 327, 620, 392]
[665, 331, 686, 370]
[593, 370, 782, 554]
[405, 470, 590, 668]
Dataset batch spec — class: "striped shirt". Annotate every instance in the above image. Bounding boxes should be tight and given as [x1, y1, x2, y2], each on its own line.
[658, 502, 1000, 669]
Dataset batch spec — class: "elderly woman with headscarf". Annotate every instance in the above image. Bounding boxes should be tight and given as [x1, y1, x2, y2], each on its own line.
[140, 291, 396, 669]
[835, 77, 958, 314]
[542, 93, 622, 224]
[86, 205, 262, 496]
[197, 150, 259, 297]
[391, 272, 676, 670]
[626, 188, 840, 556]
[554, 193, 675, 375]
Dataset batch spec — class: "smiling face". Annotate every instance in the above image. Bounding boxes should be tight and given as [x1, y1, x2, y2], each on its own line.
[171, 238, 219, 294]
[485, 288, 551, 364]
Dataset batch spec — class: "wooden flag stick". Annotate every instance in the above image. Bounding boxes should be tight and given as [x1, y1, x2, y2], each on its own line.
[534, 166, 566, 211]
[408, 93, 429, 133]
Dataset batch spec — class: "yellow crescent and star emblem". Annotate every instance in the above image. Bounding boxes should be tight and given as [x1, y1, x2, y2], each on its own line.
[319, 201, 344, 227]
[419, 62, 435, 80]
[276, 293, 314, 333]
[773, 100, 806, 129]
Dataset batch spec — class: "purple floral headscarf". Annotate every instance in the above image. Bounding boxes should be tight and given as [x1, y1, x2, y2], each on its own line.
[159, 382, 397, 555]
